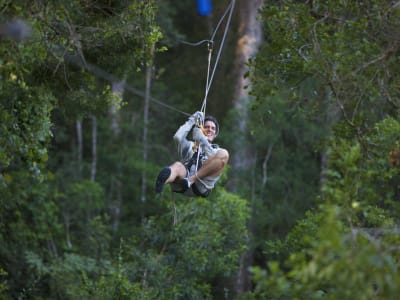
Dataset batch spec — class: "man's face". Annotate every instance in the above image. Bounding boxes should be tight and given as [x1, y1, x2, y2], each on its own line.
[203, 120, 217, 142]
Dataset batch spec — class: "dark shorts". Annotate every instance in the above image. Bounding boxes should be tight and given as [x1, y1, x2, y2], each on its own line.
[170, 181, 210, 198]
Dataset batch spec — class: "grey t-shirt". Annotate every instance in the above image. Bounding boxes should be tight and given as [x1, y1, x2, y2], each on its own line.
[172, 120, 221, 194]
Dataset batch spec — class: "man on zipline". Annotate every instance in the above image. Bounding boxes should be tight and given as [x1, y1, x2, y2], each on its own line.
[155, 111, 229, 197]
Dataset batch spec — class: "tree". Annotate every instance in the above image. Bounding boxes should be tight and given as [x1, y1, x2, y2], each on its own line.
[1, 1, 253, 299]
[253, 0, 400, 131]
[242, 0, 400, 298]
[245, 115, 400, 300]
[0, 1, 163, 298]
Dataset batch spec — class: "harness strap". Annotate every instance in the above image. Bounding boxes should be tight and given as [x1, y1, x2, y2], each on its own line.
[186, 150, 205, 170]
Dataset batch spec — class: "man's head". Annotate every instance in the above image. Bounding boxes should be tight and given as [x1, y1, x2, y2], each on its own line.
[203, 115, 219, 142]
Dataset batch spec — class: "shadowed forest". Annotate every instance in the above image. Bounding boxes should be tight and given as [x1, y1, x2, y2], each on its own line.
[2, 0, 400, 299]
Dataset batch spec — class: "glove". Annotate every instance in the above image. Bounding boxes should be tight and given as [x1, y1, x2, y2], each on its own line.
[188, 111, 204, 125]
[192, 126, 214, 156]
[192, 126, 208, 146]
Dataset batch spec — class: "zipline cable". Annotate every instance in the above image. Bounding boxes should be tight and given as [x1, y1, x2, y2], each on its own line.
[49, 0, 235, 120]
[192, 0, 235, 176]
[179, 0, 234, 51]
[53, 48, 191, 117]
[210, 0, 235, 43]
[200, 0, 236, 116]
[179, 39, 211, 47]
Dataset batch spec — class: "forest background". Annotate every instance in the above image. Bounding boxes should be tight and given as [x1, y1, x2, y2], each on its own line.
[1, 0, 400, 299]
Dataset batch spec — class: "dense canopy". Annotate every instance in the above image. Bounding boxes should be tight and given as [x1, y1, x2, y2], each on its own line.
[1, 0, 400, 299]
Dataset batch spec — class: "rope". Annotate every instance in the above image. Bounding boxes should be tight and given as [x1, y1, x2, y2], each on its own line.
[50, 0, 236, 120]
[200, 0, 236, 117]
[195, 172, 214, 190]
[193, 0, 235, 178]
[179, 0, 236, 117]
[200, 42, 213, 116]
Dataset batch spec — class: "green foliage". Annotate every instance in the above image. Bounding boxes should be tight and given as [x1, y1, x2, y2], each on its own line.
[0, 172, 62, 299]
[0, 49, 54, 175]
[0, 0, 248, 300]
[170, 189, 249, 277]
[243, 1, 400, 297]
[119, 188, 249, 300]
[255, 0, 400, 129]
[20, 188, 249, 299]
[79, 264, 156, 300]
[245, 114, 400, 299]
[246, 205, 400, 300]
[66, 180, 105, 211]
[245, 92, 326, 239]
[0, 266, 8, 299]
[0, 1, 167, 298]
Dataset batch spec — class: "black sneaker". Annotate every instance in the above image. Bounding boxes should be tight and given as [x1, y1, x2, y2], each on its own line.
[177, 177, 191, 193]
[155, 167, 171, 193]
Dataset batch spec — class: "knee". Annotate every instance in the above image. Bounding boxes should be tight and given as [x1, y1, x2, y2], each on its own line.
[217, 149, 229, 165]
[170, 161, 187, 177]
[170, 161, 186, 172]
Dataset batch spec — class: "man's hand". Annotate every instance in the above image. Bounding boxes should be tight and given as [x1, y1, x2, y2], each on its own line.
[188, 111, 204, 125]
[192, 126, 208, 146]
[193, 126, 215, 156]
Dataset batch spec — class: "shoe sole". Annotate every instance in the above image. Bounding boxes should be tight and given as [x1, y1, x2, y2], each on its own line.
[155, 167, 171, 193]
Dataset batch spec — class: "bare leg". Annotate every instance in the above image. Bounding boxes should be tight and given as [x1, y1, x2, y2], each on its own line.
[189, 149, 229, 185]
[165, 161, 187, 183]
[156, 149, 229, 193]
[155, 161, 187, 193]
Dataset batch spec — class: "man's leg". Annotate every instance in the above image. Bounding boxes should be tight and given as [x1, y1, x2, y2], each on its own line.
[165, 162, 187, 183]
[188, 149, 229, 185]
[155, 161, 187, 193]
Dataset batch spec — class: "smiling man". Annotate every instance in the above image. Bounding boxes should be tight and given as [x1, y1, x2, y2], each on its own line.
[155, 111, 229, 198]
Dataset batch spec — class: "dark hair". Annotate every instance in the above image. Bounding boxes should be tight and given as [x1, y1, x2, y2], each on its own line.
[204, 115, 219, 136]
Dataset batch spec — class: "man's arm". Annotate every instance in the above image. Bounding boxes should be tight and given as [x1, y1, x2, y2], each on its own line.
[174, 111, 204, 163]
[192, 126, 216, 157]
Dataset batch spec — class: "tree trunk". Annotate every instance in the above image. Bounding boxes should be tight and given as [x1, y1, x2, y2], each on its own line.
[109, 80, 124, 232]
[231, 0, 264, 297]
[107, 174, 122, 233]
[141, 46, 154, 204]
[90, 115, 97, 182]
[320, 87, 339, 188]
[76, 118, 83, 179]
[262, 144, 273, 186]
[64, 213, 72, 249]
[231, 0, 264, 171]
[110, 80, 124, 136]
